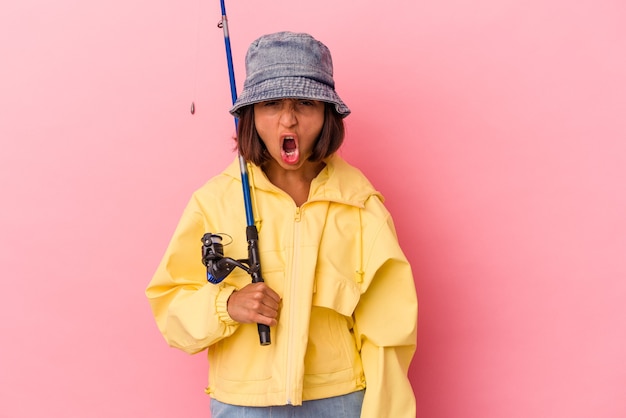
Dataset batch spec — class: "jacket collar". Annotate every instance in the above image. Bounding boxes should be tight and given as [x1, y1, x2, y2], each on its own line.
[224, 154, 383, 208]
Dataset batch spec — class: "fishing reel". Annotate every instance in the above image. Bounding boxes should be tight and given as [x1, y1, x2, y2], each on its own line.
[201, 233, 250, 284]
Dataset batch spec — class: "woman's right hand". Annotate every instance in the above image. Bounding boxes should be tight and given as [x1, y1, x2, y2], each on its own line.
[226, 283, 281, 326]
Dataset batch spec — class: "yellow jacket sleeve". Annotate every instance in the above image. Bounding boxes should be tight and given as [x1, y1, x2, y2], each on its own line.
[354, 211, 418, 418]
[145, 195, 240, 354]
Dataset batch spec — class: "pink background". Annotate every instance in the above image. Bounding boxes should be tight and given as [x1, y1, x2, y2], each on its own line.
[1, 0, 625, 417]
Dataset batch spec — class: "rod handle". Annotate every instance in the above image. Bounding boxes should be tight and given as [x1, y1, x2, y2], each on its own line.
[258, 325, 271, 346]
[247, 226, 272, 345]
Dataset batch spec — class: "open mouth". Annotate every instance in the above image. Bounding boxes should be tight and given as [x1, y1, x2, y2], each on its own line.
[281, 136, 299, 164]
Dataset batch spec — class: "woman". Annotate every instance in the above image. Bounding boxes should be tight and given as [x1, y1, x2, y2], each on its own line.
[146, 31, 418, 418]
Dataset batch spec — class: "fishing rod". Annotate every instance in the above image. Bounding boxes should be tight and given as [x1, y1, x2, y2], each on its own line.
[201, 0, 271, 346]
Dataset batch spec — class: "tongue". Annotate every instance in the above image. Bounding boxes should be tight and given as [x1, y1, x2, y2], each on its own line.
[283, 138, 296, 152]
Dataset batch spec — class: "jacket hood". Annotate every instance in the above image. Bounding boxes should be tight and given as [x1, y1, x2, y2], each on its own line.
[223, 154, 383, 208]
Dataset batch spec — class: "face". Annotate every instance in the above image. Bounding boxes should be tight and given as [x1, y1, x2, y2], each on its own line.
[254, 98, 325, 172]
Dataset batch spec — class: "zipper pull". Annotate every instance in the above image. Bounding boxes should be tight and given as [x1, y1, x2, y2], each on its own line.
[294, 207, 302, 222]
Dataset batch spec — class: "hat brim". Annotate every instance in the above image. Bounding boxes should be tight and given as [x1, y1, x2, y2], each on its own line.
[229, 76, 350, 118]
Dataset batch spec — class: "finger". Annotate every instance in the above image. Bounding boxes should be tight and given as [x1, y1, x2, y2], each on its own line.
[263, 287, 282, 304]
[245, 282, 282, 306]
[251, 282, 281, 304]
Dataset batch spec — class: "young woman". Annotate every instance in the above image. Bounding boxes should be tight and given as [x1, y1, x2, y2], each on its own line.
[146, 31, 418, 418]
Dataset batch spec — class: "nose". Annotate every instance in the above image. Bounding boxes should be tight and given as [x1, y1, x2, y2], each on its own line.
[278, 100, 297, 127]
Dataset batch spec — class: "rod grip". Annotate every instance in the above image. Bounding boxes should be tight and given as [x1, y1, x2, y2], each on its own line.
[247, 226, 271, 345]
[258, 324, 271, 346]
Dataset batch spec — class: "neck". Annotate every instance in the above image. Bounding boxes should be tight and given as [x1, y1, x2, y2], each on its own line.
[262, 160, 326, 206]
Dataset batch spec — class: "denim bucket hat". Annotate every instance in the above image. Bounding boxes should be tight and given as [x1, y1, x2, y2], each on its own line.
[229, 31, 350, 118]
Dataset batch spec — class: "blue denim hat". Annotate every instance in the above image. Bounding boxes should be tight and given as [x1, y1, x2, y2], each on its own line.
[229, 32, 350, 118]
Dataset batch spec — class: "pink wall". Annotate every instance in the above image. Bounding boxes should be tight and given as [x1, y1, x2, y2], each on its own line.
[1, 1, 625, 417]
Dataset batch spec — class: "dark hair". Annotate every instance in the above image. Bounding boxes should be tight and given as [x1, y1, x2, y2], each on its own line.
[236, 103, 345, 166]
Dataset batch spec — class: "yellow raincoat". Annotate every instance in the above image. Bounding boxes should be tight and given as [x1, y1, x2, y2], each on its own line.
[146, 154, 417, 417]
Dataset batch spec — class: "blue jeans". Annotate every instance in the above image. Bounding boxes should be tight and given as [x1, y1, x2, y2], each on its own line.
[210, 390, 365, 418]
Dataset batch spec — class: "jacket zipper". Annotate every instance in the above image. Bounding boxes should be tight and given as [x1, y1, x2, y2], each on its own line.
[285, 206, 302, 404]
